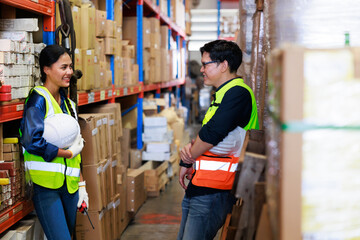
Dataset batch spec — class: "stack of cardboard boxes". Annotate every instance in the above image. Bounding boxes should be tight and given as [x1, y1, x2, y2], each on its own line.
[123, 17, 173, 84]
[59, 0, 125, 92]
[76, 102, 149, 239]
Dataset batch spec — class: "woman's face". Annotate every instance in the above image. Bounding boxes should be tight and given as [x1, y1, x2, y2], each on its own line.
[44, 53, 73, 88]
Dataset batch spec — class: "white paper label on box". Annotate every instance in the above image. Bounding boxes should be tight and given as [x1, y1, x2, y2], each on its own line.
[16, 104, 24, 111]
[92, 128, 98, 136]
[103, 160, 110, 171]
[99, 210, 104, 220]
[97, 165, 102, 174]
[74, 48, 80, 54]
[102, 118, 107, 125]
[96, 119, 102, 127]
[114, 199, 120, 208]
[107, 202, 113, 210]
[112, 160, 117, 167]
[109, 119, 114, 126]
[86, 50, 92, 55]
[73, 6, 79, 12]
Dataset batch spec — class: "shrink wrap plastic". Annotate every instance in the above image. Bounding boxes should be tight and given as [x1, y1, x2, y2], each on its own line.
[269, 0, 360, 48]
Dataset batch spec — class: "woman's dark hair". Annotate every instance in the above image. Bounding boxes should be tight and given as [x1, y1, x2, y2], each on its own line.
[39, 44, 70, 83]
[200, 40, 242, 73]
[39, 45, 76, 119]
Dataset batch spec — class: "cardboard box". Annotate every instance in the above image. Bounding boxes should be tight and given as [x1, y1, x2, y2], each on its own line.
[115, 162, 126, 195]
[82, 162, 105, 211]
[112, 194, 121, 239]
[80, 4, 95, 49]
[129, 148, 142, 169]
[78, 114, 101, 165]
[115, 25, 122, 40]
[114, 55, 123, 87]
[76, 210, 106, 240]
[105, 70, 112, 88]
[160, 26, 169, 49]
[266, 46, 360, 240]
[80, 49, 95, 90]
[127, 168, 146, 212]
[110, 157, 119, 197]
[72, 6, 81, 46]
[95, 38, 105, 62]
[95, 10, 106, 37]
[102, 159, 112, 206]
[114, 0, 123, 27]
[93, 55, 100, 89]
[149, 17, 160, 34]
[120, 128, 130, 167]
[104, 37, 116, 55]
[74, 48, 82, 72]
[14, 219, 35, 240]
[122, 105, 137, 130]
[105, 20, 115, 38]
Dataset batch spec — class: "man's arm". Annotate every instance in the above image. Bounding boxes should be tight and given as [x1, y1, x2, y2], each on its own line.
[180, 135, 213, 165]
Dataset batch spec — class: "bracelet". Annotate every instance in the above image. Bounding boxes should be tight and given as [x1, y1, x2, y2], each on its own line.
[179, 159, 193, 168]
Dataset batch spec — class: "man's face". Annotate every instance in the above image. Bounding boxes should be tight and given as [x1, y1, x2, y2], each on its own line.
[200, 52, 221, 87]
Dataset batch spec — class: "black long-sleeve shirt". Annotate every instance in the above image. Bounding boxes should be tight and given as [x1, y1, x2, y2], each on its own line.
[186, 78, 252, 197]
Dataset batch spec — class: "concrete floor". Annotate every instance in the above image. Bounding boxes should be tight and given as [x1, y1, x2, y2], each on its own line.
[120, 175, 185, 240]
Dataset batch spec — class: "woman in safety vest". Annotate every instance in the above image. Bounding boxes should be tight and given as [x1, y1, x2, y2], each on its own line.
[20, 45, 88, 240]
[177, 40, 259, 240]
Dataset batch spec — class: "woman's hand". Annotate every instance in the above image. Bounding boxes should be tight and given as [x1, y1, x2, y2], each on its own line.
[68, 134, 84, 159]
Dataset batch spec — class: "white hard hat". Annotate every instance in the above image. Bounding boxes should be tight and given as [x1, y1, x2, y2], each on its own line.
[42, 113, 80, 149]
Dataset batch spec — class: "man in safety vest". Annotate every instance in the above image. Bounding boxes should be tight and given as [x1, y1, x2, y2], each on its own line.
[177, 40, 259, 240]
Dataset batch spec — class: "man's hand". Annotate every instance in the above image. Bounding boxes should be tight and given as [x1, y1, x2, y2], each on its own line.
[180, 142, 195, 164]
[179, 166, 193, 190]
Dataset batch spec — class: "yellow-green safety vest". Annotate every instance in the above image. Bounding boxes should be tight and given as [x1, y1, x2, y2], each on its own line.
[191, 78, 259, 190]
[202, 78, 259, 130]
[23, 86, 81, 194]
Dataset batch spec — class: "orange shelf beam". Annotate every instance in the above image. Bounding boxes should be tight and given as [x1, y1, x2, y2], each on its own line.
[0, 0, 54, 16]
[0, 200, 34, 235]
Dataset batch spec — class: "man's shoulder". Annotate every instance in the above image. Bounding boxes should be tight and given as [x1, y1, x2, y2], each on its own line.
[224, 85, 252, 99]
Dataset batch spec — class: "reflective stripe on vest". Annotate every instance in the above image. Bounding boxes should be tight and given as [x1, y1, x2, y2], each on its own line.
[192, 78, 259, 190]
[24, 86, 81, 194]
[25, 161, 81, 177]
[192, 151, 239, 190]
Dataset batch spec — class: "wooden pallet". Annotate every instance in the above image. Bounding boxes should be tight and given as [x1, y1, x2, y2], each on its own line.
[138, 161, 169, 197]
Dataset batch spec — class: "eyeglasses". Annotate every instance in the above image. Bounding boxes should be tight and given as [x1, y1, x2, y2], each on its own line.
[201, 60, 219, 68]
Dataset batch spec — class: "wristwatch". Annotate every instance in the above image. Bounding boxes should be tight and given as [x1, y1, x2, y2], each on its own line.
[179, 159, 193, 168]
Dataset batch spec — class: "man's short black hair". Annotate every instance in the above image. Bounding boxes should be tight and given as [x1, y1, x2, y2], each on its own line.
[200, 40, 242, 73]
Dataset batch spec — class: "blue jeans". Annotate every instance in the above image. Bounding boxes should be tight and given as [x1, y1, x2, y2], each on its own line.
[177, 191, 236, 240]
[32, 183, 79, 240]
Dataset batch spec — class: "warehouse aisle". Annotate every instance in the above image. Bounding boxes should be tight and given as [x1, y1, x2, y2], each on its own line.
[120, 123, 201, 240]
[120, 175, 184, 240]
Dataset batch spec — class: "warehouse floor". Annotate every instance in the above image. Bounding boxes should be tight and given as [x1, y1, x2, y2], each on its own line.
[120, 175, 184, 240]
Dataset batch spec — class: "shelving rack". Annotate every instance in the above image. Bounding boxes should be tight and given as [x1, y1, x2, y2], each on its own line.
[0, 0, 187, 233]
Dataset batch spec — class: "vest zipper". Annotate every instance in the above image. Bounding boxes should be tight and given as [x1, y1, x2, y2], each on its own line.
[64, 157, 67, 185]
